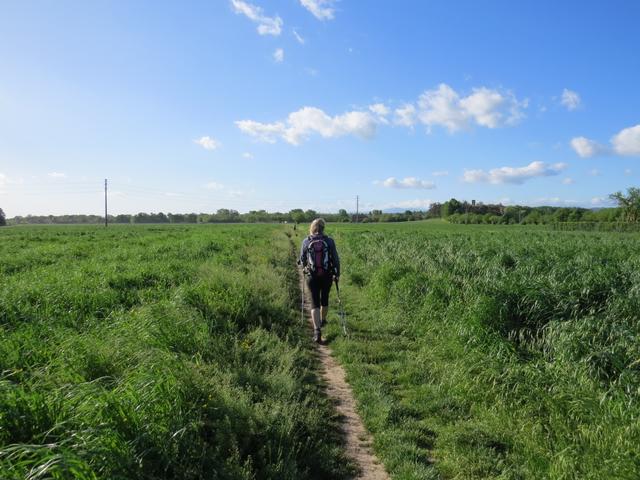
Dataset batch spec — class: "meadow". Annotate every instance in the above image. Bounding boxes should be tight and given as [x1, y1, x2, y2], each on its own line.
[0, 224, 354, 479]
[2, 221, 639, 479]
[318, 221, 640, 479]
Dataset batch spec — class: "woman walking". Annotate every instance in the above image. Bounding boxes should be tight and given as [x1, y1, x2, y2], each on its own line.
[299, 218, 340, 343]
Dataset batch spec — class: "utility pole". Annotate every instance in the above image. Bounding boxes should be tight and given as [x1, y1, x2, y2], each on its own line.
[355, 195, 359, 223]
[104, 179, 108, 227]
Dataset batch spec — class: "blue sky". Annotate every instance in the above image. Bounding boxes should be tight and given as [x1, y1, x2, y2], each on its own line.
[1, 0, 639, 216]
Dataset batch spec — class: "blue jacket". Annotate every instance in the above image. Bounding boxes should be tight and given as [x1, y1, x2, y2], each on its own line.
[299, 234, 340, 277]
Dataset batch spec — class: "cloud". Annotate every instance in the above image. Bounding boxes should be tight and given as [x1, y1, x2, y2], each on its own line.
[300, 0, 335, 20]
[589, 168, 601, 176]
[293, 29, 305, 44]
[393, 104, 417, 127]
[570, 136, 603, 158]
[48, 172, 67, 178]
[432, 170, 449, 177]
[236, 106, 377, 145]
[369, 103, 390, 117]
[376, 177, 436, 189]
[231, 0, 282, 36]
[369, 103, 389, 124]
[194, 136, 221, 150]
[237, 83, 527, 146]
[562, 177, 575, 185]
[204, 181, 225, 190]
[273, 48, 284, 63]
[624, 168, 633, 176]
[384, 199, 434, 210]
[591, 196, 614, 206]
[243, 152, 254, 159]
[417, 84, 527, 133]
[571, 124, 640, 158]
[463, 161, 567, 185]
[612, 124, 640, 156]
[561, 88, 581, 111]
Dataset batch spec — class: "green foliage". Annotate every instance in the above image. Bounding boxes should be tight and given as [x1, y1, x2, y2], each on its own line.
[0, 225, 353, 479]
[323, 222, 640, 479]
[610, 186, 640, 222]
[0, 208, 6, 226]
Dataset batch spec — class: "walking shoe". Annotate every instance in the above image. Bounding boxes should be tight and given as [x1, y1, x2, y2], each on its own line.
[313, 329, 322, 343]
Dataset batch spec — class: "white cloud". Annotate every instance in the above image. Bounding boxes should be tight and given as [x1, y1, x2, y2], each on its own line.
[561, 88, 581, 111]
[591, 196, 614, 206]
[48, 172, 67, 178]
[589, 168, 601, 176]
[243, 152, 254, 159]
[393, 104, 417, 127]
[611, 124, 640, 156]
[273, 48, 284, 63]
[300, 0, 335, 20]
[376, 177, 436, 190]
[236, 120, 286, 143]
[236, 106, 377, 145]
[194, 136, 221, 150]
[570, 136, 604, 158]
[562, 177, 575, 185]
[432, 170, 449, 177]
[624, 168, 633, 176]
[571, 124, 640, 158]
[417, 84, 526, 133]
[231, 0, 282, 36]
[462, 161, 567, 185]
[204, 181, 225, 190]
[385, 199, 433, 210]
[293, 29, 305, 44]
[369, 103, 390, 117]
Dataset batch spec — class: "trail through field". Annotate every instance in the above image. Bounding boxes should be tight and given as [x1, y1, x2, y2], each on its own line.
[299, 269, 390, 480]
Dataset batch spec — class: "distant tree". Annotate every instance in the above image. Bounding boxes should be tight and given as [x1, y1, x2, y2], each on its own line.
[0, 208, 6, 226]
[610, 187, 640, 222]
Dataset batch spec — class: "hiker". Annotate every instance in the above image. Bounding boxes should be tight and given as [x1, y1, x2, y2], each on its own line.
[299, 218, 340, 343]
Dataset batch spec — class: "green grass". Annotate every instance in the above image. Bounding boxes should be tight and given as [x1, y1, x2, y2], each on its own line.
[308, 221, 640, 480]
[0, 224, 355, 479]
[5, 221, 640, 479]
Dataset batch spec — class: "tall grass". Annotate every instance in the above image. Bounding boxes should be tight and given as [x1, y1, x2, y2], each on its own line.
[0, 225, 354, 479]
[320, 223, 640, 479]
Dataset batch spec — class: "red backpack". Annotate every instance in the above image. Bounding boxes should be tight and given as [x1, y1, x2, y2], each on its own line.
[306, 235, 331, 276]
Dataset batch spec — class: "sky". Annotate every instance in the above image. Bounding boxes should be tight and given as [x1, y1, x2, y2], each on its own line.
[1, 0, 639, 216]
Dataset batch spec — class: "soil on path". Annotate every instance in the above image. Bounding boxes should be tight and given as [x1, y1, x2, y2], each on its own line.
[299, 270, 390, 480]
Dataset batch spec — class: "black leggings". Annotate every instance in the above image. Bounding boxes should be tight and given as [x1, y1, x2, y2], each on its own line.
[306, 274, 333, 309]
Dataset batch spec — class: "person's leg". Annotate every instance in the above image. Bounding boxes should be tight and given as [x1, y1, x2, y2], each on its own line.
[320, 275, 332, 326]
[306, 276, 322, 342]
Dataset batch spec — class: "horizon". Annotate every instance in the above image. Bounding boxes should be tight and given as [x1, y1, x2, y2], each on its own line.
[1, 1, 639, 217]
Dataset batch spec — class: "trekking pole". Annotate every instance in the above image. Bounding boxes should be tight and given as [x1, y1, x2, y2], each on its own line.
[301, 271, 305, 326]
[334, 278, 348, 336]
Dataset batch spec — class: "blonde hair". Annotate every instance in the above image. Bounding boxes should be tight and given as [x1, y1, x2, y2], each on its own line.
[309, 218, 326, 235]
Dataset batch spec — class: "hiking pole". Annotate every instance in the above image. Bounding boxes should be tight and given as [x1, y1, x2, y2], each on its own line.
[301, 277, 305, 326]
[334, 278, 348, 336]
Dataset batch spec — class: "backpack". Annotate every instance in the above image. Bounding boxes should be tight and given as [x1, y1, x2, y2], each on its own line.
[306, 235, 331, 276]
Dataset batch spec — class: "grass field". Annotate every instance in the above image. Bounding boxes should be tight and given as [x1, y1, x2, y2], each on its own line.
[313, 221, 640, 479]
[2, 222, 640, 479]
[0, 224, 354, 479]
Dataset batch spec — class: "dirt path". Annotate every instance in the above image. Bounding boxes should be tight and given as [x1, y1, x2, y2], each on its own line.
[299, 269, 390, 480]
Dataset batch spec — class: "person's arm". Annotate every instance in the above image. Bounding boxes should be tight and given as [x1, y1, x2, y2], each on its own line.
[329, 238, 340, 278]
[299, 238, 308, 266]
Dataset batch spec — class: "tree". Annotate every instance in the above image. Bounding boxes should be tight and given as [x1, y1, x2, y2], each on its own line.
[610, 187, 640, 222]
[0, 208, 6, 226]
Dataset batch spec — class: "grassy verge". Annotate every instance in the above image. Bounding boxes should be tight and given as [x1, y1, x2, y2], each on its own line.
[0, 225, 354, 479]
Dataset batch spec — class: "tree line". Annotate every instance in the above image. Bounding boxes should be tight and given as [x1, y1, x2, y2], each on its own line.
[2, 187, 637, 226]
